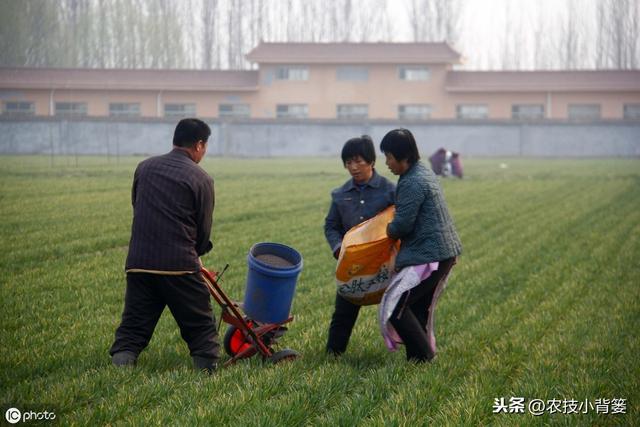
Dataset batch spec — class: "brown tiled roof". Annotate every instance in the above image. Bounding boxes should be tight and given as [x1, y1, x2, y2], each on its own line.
[446, 70, 640, 92]
[246, 42, 461, 64]
[0, 68, 259, 91]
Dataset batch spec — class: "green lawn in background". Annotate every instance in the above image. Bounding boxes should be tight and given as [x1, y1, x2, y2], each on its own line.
[1, 156, 638, 426]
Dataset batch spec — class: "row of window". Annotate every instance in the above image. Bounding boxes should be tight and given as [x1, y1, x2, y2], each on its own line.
[456, 104, 627, 120]
[0, 102, 200, 118]
[3, 101, 640, 120]
[275, 65, 430, 82]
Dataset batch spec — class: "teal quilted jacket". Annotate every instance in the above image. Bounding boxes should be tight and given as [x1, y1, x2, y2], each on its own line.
[387, 161, 462, 269]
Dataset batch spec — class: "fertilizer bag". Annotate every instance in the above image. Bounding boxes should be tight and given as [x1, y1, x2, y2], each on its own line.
[335, 206, 399, 305]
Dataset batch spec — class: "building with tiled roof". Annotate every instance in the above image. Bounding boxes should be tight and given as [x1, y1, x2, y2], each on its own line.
[246, 42, 461, 64]
[1, 42, 639, 121]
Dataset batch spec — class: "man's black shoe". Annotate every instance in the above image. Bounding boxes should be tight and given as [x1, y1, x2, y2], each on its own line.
[193, 356, 217, 374]
[112, 351, 137, 367]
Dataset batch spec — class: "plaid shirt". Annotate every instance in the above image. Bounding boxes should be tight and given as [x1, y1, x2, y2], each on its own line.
[125, 149, 214, 272]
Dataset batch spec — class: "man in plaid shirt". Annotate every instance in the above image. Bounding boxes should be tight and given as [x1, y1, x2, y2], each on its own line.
[110, 118, 220, 373]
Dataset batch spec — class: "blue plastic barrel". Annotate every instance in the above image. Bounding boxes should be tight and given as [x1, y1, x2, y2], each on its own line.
[243, 242, 303, 324]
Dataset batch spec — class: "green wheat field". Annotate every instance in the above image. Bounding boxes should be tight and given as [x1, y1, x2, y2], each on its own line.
[1, 155, 638, 426]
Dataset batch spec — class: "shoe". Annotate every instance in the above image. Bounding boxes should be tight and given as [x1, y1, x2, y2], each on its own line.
[326, 347, 345, 357]
[407, 350, 436, 363]
[192, 356, 218, 374]
[112, 351, 137, 367]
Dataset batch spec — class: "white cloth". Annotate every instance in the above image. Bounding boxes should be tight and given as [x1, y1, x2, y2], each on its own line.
[378, 262, 439, 351]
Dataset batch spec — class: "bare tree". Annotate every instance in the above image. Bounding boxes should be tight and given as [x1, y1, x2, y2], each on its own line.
[434, 0, 460, 43]
[406, 0, 459, 44]
[325, 0, 355, 42]
[560, 0, 580, 69]
[202, 0, 219, 69]
[500, 1, 534, 69]
[532, 7, 559, 70]
[343, 0, 353, 41]
[408, 0, 426, 42]
[24, 1, 58, 66]
[597, 0, 640, 69]
[349, 0, 390, 42]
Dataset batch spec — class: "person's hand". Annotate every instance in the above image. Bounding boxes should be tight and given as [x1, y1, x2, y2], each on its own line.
[386, 223, 398, 240]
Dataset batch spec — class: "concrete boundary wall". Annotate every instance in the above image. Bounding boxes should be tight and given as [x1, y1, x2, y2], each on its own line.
[0, 118, 638, 157]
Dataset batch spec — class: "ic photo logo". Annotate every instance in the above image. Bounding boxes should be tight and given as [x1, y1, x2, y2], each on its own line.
[5, 408, 21, 424]
[5, 407, 56, 424]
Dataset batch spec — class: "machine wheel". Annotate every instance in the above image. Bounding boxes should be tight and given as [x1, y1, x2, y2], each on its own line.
[223, 321, 255, 357]
[269, 348, 299, 364]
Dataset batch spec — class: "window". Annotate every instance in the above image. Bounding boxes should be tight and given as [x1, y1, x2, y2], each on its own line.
[398, 104, 432, 120]
[398, 66, 430, 81]
[512, 104, 544, 120]
[567, 104, 601, 120]
[275, 66, 309, 81]
[456, 104, 488, 119]
[336, 66, 369, 81]
[337, 104, 368, 119]
[276, 104, 308, 118]
[3, 101, 34, 116]
[623, 104, 640, 119]
[219, 104, 250, 118]
[109, 103, 140, 117]
[55, 102, 87, 117]
[164, 103, 196, 118]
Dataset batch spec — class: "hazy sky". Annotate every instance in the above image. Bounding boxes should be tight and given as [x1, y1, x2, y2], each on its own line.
[0, 0, 615, 70]
[387, 0, 598, 69]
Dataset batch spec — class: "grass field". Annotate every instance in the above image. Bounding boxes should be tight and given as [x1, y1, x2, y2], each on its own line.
[1, 155, 638, 426]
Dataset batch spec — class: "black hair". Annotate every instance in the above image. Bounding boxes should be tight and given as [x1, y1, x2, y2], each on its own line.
[379, 128, 420, 165]
[341, 135, 376, 165]
[173, 118, 211, 148]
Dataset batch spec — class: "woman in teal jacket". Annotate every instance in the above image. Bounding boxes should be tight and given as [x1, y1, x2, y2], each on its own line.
[380, 128, 462, 362]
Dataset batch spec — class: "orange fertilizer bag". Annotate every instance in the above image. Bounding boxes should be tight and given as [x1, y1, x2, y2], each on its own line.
[335, 206, 399, 305]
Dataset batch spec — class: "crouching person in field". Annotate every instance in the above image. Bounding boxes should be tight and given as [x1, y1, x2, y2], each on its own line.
[324, 136, 396, 355]
[379, 128, 462, 362]
[110, 118, 220, 373]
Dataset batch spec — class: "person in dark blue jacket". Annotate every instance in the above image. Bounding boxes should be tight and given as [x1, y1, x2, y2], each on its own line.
[380, 128, 462, 362]
[324, 135, 395, 355]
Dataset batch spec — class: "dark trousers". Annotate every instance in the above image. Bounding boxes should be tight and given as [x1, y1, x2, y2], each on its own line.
[326, 293, 361, 354]
[110, 272, 220, 360]
[389, 257, 456, 362]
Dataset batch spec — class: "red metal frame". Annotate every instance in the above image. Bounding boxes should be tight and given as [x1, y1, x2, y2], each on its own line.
[200, 267, 293, 367]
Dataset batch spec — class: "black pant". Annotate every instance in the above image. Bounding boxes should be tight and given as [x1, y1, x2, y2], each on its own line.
[389, 257, 456, 362]
[110, 272, 220, 360]
[326, 293, 361, 354]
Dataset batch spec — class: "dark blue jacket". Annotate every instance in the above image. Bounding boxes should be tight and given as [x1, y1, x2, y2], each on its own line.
[324, 170, 396, 253]
[387, 161, 462, 269]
